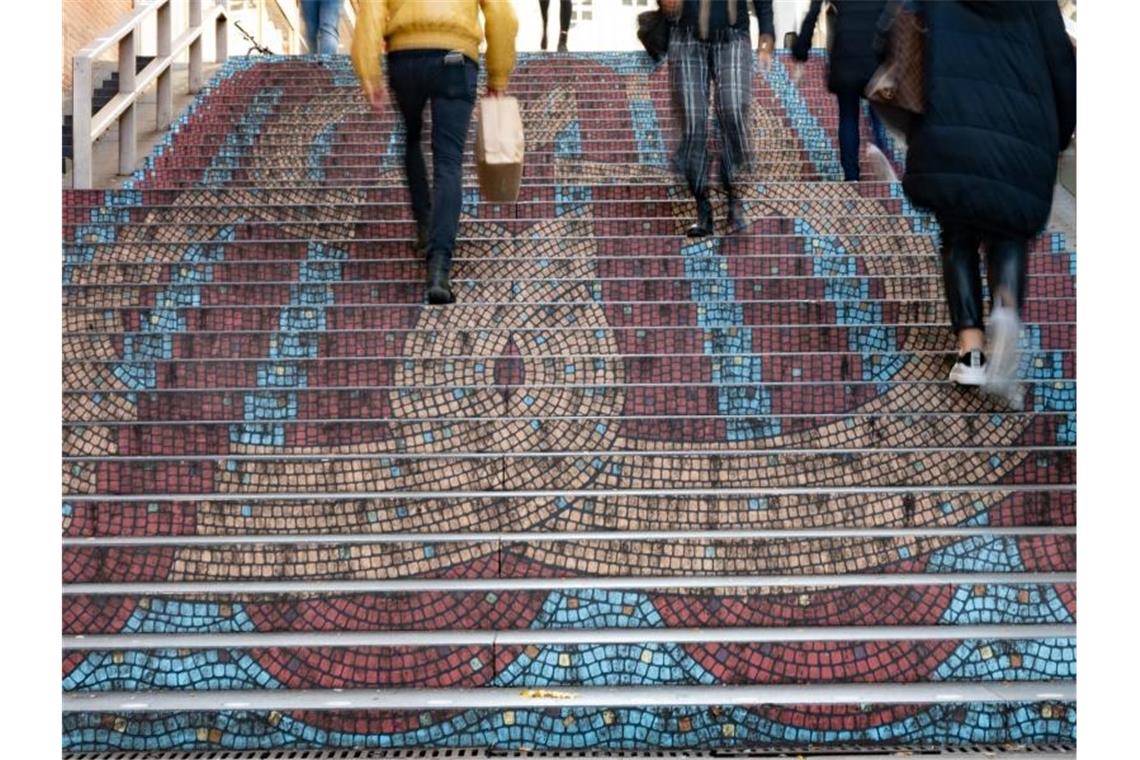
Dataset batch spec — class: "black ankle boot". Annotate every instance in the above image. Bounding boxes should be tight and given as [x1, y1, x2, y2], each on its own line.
[686, 195, 713, 238]
[541, 31, 548, 51]
[426, 255, 454, 305]
[558, 31, 568, 52]
[727, 195, 747, 234]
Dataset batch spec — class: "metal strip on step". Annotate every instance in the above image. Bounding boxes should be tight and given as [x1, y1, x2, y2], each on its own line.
[60, 349, 1076, 367]
[60, 445, 1076, 464]
[62, 623, 1077, 650]
[62, 572, 1077, 596]
[63, 322, 1078, 339]
[61, 682, 1076, 712]
[62, 411, 1074, 428]
[61, 379, 1079, 396]
[60, 484, 1078, 503]
[60, 527, 1077, 549]
[60, 296, 1077, 311]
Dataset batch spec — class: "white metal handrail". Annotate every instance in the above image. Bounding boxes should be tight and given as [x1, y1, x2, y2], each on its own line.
[71, 0, 229, 189]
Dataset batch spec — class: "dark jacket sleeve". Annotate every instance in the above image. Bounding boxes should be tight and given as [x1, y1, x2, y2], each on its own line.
[1033, 1, 1077, 150]
[792, 0, 824, 61]
[751, 0, 775, 39]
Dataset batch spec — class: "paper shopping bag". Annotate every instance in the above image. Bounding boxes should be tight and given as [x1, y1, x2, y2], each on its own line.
[475, 95, 525, 203]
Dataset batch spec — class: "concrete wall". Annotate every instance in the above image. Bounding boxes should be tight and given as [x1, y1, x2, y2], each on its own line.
[62, 0, 135, 94]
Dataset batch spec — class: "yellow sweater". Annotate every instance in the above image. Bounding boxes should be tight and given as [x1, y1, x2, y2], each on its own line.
[352, 0, 519, 94]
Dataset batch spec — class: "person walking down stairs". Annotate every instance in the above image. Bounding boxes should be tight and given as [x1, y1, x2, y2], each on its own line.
[539, 0, 572, 51]
[899, 0, 1075, 404]
[352, 0, 519, 305]
[661, 0, 775, 237]
[790, 0, 890, 182]
[301, 0, 345, 55]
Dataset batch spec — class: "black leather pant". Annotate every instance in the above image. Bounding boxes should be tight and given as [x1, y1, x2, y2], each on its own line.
[938, 219, 1027, 334]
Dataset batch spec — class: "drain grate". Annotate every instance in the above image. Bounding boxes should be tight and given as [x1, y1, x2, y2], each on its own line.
[61, 745, 1077, 760]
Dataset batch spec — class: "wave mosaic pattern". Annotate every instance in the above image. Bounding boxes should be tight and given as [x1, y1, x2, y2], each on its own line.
[61, 52, 1076, 752]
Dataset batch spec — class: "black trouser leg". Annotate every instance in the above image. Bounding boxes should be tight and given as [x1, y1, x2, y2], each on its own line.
[938, 219, 984, 335]
[984, 237, 1028, 313]
[836, 89, 861, 181]
[560, 0, 572, 33]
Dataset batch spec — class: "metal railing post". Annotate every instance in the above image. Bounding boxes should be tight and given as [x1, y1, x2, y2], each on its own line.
[189, 0, 203, 92]
[118, 28, 138, 176]
[216, 9, 229, 64]
[72, 57, 94, 189]
[156, 0, 173, 130]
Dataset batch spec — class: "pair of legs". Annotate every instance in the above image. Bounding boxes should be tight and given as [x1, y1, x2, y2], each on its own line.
[669, 26, 753, 236]
[939, 218, 1028, 396]
[387, 50, 479, 304]
[539, 0, 572, 51]
[300, 0, 343, 55]
[835, 89, 889, 181]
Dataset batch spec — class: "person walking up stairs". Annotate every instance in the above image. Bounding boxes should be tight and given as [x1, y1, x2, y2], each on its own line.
[352, 0, 519, 304]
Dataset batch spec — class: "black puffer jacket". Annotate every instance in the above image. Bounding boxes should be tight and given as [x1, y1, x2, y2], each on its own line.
[903, 0, 1076, 238]
[792, 0, 887, 94]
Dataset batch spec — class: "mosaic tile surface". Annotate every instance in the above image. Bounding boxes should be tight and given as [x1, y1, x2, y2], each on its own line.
[62, 52, 1076, 752]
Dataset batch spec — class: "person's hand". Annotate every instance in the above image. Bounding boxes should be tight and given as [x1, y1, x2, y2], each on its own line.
[757, 34, 774, 73]
[362, 79, 387, 111]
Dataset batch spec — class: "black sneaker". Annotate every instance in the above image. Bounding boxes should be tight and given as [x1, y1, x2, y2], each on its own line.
[426, 256, 454, 305]
[949, 349, 986, 386]
[727, 197, 747, 234]
[686, 196, 714, 238]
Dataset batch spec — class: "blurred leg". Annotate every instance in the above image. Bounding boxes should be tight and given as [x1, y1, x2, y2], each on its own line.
[315, 0, 343, 55]
[669, 27, 711, 200]
[712, 29, 753, 196]
[300, 0, 319, 53]
[836, 89, 861, 181]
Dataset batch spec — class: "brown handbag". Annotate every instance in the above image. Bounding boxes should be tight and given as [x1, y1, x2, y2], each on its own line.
[865, 3, 926, 129]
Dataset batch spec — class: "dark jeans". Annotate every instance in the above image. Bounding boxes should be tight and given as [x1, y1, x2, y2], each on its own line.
[836, 89, 888, 182]
[386, 50, 478, 270]
[938, 218, 1028, 334]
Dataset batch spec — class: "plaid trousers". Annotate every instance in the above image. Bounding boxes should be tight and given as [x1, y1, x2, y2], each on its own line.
[669, 25, 753, 198]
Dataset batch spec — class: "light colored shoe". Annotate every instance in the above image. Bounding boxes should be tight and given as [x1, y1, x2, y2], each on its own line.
[865, 144, 899, 184]
[984, 306, 1024, 409]
[949, 349, 986, 387]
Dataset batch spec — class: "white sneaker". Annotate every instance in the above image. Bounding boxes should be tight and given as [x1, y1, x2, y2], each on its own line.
[949, 349, 986, 386]
[984, 305, 1025, 409]
[865, 144, 899, 184]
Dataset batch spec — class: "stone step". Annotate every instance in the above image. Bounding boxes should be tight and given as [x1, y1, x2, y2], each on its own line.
[62, 625, 1075, 691]
[62, 488, 1074, 535]
[62, 580, 1077, 636]
[63, 449, 1074, 497]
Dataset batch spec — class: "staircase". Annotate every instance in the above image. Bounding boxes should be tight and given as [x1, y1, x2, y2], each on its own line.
[63, 56, 155, 168]
[61, 51, 1077, 755]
